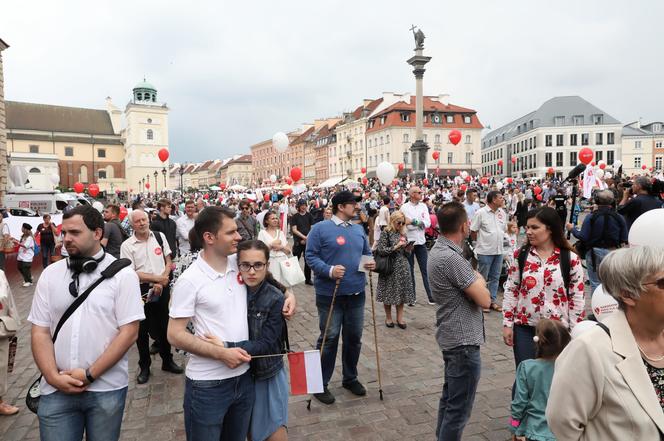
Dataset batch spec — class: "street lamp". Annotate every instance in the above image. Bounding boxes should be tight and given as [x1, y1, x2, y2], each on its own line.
[162, 167, 167, 191]
[146, 174, 150, 197]
[179, 163, 185, 194]
[154, 170, 158, 194]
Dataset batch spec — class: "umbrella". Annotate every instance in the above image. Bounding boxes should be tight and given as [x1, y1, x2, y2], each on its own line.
[208, 185, 221, 191]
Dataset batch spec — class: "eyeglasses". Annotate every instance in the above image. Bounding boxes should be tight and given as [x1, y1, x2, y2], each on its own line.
[242, 206, 251, 211]
[238, 262, 267, 272]
[643, 278, 664, 290]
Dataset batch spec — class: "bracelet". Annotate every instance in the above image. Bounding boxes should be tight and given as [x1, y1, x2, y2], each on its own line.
[85, 368, 95, 384]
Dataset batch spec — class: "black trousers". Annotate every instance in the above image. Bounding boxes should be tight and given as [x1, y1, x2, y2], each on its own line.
[137, 286, 172, 369]
[293, 245, 311, 282]
[18, 260, 32, 283]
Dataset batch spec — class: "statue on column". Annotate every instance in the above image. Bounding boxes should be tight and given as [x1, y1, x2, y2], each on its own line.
[410, 25, 425, 50]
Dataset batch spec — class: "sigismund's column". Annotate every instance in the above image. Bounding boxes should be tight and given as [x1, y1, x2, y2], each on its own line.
[407, 26, 431, 179]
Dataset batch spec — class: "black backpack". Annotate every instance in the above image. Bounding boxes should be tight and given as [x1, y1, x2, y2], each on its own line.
[517, 244, 571, 298]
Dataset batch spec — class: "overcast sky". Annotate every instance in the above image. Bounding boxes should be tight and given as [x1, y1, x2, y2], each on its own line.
[2, 0, 663, 163]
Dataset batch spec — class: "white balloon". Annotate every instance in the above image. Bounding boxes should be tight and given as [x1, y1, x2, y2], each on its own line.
[571, 320, 598, 339]
[613, 160, 622, 169]
[595, 168, 605, 179]
[9, 165, 28, 187]
[376, 162, 396, 185]
[496, 182, 504, 190]
[92, 201, 104, 213]
[272, 132, 289, 153]
[605, 172, 613, 179]
[460, 171, 468, 179]
[597, 160, 606, 166]
[591, 284, 619, 320]
[629, 208, 664, 247]
[49, 173, 60, 185]
[270, 174, 277, 183]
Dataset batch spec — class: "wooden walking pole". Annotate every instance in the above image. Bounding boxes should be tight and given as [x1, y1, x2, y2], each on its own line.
[307, 278, 341, 411]
[368, 271, 384, 400]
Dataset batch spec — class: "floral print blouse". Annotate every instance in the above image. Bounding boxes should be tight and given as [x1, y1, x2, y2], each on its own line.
[645, 361, 664, 411]
[502, 247, 586, 329]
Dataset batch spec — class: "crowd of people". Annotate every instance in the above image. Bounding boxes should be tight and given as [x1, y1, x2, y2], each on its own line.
[0, 169, 663, 441]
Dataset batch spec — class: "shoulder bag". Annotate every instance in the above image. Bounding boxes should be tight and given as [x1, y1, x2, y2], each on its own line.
[26, 258, 132, 414]
[374, 232, 395, 275]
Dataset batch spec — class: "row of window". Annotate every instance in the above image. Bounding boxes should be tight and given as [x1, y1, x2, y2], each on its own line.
[485, 116, 610, 148]
[368, 112, 473, 128]
[544, 150, 615, 167]
[544, 132, 615, 147]
[29, 145, 108, 158]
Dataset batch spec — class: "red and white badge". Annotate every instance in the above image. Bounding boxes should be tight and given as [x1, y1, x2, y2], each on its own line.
[336, 236, 346, 246]
[237, 273, 244, 285]
[524, 276, 537, 290]
[154, 247, 162, 256]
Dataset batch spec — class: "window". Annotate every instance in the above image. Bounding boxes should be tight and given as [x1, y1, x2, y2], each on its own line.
[545, 135, 552, 147]
[147, 129, 154, 140]
[465, 135, 471, 144]
[368, 120, 375, 129]
[657, 142, 663, 149]
[545, 152, 553, 167]
[97, 148, 106, 158]
[596, 133, 603, 145]
[147, 118, 152, 124]
[380, 154, 384, 162]
[570, 134, 578, 146]
[466, 152, 472, 164]
[556, 152, 563, 167]
[403, 134, 409, 143]
[581, 133, 589, 145]
[556, 134, 564, 146]
[607, 132, 615, 145]
[29, 167, 40, 173]
[656, 157, 663, 170]
[592, 114, 604, 125]
[653, 123, 662, 132]
[385, 135, 390, 144]
[529, 120, 534, 130]
[634, 157, 642, 168]
[448, 152, 453, 163]
[65, 147, 73, 156]
[423, 134, 427, 143]
[635, 141, 642, 149]
[400, 113, 410, 122]
[386, 153, 390, 161]
[446, 115, 454, 123]
[595, 151, 603, 162]
[554, 116, 565, 126]
[79, 165, 88, 183]
[380, 116, 386, 125]
[529, 155, 533, 169]
[98, 170, 107, 179]
[29, 145, 39, 153]
[435, 134, 441, 144]
[607, 150, 614, 165]
[463, 115, 471, 124]
[533, 137, 537, 148]
[573, 115, 584, 125]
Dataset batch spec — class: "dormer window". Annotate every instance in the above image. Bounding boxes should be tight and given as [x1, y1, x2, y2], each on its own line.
[573, 115, 584, 125]
[446, 115, 454, 123]
[463, 115, 472, 124]
[592, 114, 604, 125]
[136, 93, 143, 101]
[400, 113, 410, 122]
[431, 113, 442, 124]
[380, 116, 386, 125]
[554, 116, 565, 126]
[653, 123, 662, 132]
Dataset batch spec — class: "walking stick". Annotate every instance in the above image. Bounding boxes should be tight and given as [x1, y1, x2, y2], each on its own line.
[307, 278, 341, 411]
[368, 271, 384, 400]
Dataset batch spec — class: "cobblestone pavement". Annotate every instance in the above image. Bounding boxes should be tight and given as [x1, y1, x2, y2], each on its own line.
[0, 256, 561, 441]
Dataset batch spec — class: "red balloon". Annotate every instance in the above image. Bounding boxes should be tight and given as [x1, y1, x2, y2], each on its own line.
[145, 182, 150, 189]
[203, 194, 209, 199]
[649, 167, 654, 172]
[642, 164, 647, 170]
[392, 179, 399, 186]
[88, 183, 100, 197]
[536, 194, 543, 201]
[511, 157, 517, 164]
[285, 177, 293, 185]
[73, 182, 84, 193]
[119, 206, 128, 220]
[464, 176, 471, 183]
[432, 151, 440, 160]
[361, 167, 366, 174]
[547, 167, 555, 175]
[507, 177, 514, 184]
[481, 177, 489, 185]
[534, 186, 542, 195]
[398, 163, 405, 171]
[578, 147, 594, 165]
[460, 184, 467, 192]
[448, 130, 462, 146]
[361, 177, 368, 185]
[290, 167, 302, 182]
[599, 163, 606, 170]
[283, 188, 292, 196]
[158, 148, 169, 163]
[220, 183, 227, 190]
[264, 194, 270, 202]
[497, 159, 504, 167]
[591, 161, 596, 167]
[422, 178, 429, 186]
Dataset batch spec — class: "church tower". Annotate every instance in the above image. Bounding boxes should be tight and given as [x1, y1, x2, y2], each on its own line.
[123, 78, 170, 193]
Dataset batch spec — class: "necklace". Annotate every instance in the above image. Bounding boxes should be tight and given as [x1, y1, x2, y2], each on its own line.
[636, 342, 664, 362]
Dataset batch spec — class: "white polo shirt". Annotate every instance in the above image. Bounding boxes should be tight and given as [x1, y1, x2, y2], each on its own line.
[169, 253, 249, 380]
[120, 231, 171, 274]
[27, 251, 144, 395]
[470, 206, 508, 255]
[175, 215, 195, 255]
[400, 201, 431, 245]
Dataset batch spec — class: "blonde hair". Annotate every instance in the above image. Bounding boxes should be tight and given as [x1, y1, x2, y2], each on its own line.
[386, 211, 406, 233]
[507, 220, 518, 234]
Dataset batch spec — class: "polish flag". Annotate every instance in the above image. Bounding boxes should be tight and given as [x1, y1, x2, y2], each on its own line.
[287, 350, 324, 395]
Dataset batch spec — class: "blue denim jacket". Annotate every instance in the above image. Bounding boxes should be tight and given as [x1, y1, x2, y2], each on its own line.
[226, 281, 285, 381]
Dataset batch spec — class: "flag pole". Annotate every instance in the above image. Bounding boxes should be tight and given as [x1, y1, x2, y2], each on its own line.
[307, 278, 341, 411]
[369, 271, 384, 400]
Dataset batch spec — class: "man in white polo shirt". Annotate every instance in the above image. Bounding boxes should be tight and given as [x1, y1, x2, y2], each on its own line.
[470, 190, 507, 312]
[400, 186, 434, 305]
[28, 205, 144, 441]
[167, 206, 253, 441]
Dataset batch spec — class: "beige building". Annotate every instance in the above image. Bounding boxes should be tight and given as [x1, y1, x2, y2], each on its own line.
[251, 131, 300, 185]
[0, 38, 8, 204]
[621, 121, 664, 176]
[219, 154, 252, 187]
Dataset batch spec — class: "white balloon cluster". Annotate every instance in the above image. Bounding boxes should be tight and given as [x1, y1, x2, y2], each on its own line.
[629, 209, 664, 247]
[8, 165, 28, 188]
[272, 132, 289, 153]
[376, 162, 395, 185]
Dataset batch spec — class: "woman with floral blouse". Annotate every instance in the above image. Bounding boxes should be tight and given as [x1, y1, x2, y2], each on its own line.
[501, 207, 586, 368]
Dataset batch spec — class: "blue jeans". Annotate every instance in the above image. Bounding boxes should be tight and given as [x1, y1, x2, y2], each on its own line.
[477, 254, 503, 303]
[511, 325, 536, 399]
[37, 387, 127, 441]
[316, 292, 365, 387]
[437, 345, 481, 441]
[41, 243, 55, 268]
[183, 371, 255, 441]
[407, 244, 433, 302]
[586, 248, 611, 293]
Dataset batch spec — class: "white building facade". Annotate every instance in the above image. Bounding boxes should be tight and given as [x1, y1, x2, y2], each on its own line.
[621, 121, 664, 176]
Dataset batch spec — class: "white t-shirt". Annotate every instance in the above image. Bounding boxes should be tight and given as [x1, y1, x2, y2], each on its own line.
[18, 236, 35, 262]
[400, 201, 431, 245]
[258, 229, 288, 259]
[470, 206, 508, 255]
[175, 215, 195, 255]
[169, 253, 249, 380]
[27, 251, 145, 394]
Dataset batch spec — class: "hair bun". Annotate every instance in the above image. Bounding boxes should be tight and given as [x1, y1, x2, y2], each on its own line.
[532, 336, 540, 342]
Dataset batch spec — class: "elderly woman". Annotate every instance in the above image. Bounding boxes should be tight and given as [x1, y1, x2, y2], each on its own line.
[376, 212, 415, 328]
[547, 246, 664, 440]
[0, 270, 20, 415]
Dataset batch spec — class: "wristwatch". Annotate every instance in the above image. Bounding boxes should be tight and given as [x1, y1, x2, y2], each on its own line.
[85, 368, 95, 384]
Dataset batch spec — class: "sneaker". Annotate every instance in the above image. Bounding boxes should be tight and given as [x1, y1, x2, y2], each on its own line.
[313, 387, 335, 405]
[22, 282, 31, 287]
[342, 380, 367, 396]
[427, 301, 436, 305]
[407, 303, 416, 307]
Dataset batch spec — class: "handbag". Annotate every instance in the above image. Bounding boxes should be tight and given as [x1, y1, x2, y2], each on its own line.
[25, 258, 132, 414]
[278, 256, 306, 287]
[0, 315, 18, 339]
[374, 233, 395, 275]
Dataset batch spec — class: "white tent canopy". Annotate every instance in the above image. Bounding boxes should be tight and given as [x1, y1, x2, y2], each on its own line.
[318, 176, 349, 188]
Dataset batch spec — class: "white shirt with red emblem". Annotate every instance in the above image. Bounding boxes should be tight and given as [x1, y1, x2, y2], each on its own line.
[502, 247, 586, 330]
[470, 206, 508, 255]
[120, 231, 171, 275]
[400, 201, 431, 245]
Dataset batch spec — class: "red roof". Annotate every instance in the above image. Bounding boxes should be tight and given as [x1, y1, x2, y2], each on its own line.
[351, 98, 384, 120]
[290, 126, 315, 145]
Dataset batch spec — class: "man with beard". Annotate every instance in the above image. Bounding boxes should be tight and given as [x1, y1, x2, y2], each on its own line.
[101, 204, 127, 259]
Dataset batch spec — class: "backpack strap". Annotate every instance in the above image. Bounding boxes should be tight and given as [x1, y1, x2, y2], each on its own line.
[560, 248, 571, 299]
[596, 321, 611, 336]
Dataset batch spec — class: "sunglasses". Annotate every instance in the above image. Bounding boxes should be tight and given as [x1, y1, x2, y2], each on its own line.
[238, 262, 266, 272]
[643, 278, 664, 290]
[69, 274, 79, 298]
